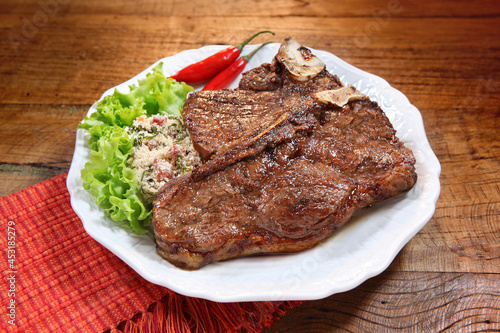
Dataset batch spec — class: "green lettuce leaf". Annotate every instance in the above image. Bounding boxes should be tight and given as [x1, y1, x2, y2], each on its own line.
[78, 63, 193, 234]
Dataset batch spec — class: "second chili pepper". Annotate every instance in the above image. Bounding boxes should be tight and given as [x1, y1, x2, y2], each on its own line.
[169, 30, 274, 85]
[202, 42, 272, 91]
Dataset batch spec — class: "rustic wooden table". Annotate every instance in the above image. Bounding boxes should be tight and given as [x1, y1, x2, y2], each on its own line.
[1, 0, 499, 331]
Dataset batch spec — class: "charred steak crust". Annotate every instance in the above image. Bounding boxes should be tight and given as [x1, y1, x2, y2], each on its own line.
[183, 90, 285, 161]
[153, 40, 417, 270]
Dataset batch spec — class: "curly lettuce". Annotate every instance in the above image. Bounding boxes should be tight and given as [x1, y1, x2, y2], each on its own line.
[78, 63, 193, 234]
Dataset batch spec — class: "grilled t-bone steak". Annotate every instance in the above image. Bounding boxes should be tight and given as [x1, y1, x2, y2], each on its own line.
[153, 38, 417, 269]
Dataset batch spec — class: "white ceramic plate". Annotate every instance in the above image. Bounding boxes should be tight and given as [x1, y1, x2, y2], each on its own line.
[67, 44, 441, 302]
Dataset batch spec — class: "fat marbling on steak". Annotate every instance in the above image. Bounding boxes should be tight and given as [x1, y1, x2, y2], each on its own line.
[153, 38, 417, 270]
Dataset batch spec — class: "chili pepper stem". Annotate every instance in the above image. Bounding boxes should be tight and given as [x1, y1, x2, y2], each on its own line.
[236, 30, 274, 52]
[241, 42, 273, 62]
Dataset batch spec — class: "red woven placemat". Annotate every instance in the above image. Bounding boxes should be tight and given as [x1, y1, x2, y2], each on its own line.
[0, 173, 303, 332]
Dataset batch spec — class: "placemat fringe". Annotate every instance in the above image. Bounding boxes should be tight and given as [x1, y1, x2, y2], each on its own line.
[109, 292, 304, 333]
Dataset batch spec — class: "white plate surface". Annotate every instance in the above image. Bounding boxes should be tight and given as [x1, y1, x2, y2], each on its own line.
[67, 44, 441, 302]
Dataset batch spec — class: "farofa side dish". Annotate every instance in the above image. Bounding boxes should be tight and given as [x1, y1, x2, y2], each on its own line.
[126, 114, 201, 202]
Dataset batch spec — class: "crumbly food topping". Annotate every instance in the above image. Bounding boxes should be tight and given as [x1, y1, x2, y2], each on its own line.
[126, 114, 201, 202]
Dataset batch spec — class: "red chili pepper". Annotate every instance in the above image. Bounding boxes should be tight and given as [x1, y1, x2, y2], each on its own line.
[169, 30, 274, 85]
[202, 42, 272, 91]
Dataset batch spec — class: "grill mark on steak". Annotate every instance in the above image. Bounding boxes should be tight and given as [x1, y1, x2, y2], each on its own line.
[153, 41, 417, 270]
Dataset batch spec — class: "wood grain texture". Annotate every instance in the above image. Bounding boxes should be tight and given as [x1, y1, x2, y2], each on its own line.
[263, 271, 500, 332]
[1, 0, 499, 331]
